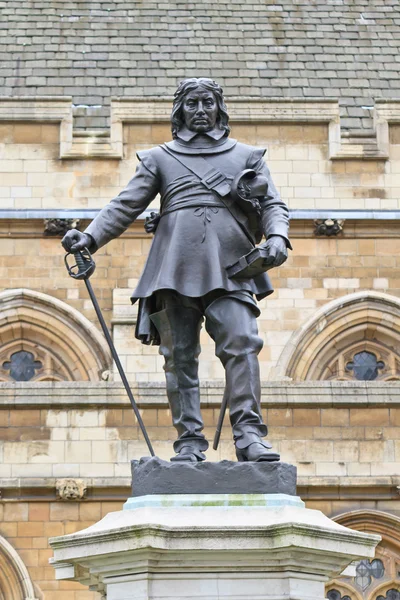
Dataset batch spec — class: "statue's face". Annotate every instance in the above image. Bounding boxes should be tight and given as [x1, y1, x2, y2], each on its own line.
[182, 88, 218, 133]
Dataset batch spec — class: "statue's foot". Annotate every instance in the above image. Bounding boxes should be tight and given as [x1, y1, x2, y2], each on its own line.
[236, 441, 280, 462]
[171, 446, 206, 463]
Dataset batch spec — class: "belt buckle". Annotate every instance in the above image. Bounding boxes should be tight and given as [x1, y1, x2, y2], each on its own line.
[201, 170, 225, 190]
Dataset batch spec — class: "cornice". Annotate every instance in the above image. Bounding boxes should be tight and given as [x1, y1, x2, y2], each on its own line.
[1, 381, 400, 409]
[1, 215, 400, 241]
[0, 476, 398, 503]
[1, 96, 399, 160]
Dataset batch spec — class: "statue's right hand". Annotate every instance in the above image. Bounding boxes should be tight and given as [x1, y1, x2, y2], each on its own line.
[61, 229, 92, 253]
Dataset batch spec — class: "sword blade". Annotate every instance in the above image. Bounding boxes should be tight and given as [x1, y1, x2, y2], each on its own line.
[84, 279, 155, 457]
[213, 390, 228, 451]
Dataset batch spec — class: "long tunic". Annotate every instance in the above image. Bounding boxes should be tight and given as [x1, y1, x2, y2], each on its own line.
[85, 134, 290, 343]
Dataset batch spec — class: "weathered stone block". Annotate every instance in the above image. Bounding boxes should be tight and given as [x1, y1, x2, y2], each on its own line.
[131, 456, 297, 496]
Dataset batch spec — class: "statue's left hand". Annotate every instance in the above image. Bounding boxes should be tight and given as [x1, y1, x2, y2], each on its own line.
[260, 235, 288, 267]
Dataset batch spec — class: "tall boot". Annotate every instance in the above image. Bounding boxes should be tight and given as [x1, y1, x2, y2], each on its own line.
[205, 296, 280, 462]
[150, 306, 208, 462]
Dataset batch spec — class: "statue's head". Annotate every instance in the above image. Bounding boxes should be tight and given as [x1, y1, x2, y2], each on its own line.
[171, 78, 230, 139]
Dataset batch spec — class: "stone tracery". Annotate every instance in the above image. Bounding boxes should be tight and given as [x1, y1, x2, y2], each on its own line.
[0, 288, 111, 382]
[327, 511, 400, 600]
[279, 292, 400, 381]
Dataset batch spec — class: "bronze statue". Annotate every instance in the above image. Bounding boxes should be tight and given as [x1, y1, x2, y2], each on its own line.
[62, 78, 291, 463]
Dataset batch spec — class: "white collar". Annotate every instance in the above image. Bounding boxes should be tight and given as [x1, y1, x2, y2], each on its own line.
[176, 125, 227, 142]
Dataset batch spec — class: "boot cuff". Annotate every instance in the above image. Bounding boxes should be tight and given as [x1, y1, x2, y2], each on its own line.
[173, 436, 209, 453]
[234, 427, 268, 449]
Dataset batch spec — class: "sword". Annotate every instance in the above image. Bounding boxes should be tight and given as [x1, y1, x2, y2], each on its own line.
[64, 248, 155, 457]
[213, 390, 228, 451]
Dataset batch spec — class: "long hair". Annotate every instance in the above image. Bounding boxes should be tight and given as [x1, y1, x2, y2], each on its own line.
[171, 78, 230, 139]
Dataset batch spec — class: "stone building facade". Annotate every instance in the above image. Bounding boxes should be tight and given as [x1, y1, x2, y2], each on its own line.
[1, 1, 400, 599]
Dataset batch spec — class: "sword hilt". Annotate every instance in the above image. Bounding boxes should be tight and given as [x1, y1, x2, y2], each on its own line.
[64, 248, 96, 280]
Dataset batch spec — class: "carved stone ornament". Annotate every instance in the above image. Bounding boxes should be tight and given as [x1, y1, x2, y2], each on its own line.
[44, 218, 81, 236]
[314, 218, 344, 236]
[2, 350, 42, 382]
[56, 478, 87, 501]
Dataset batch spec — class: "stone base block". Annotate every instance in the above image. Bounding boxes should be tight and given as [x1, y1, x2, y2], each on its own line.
[131, 456, 297, 496]
[50, 493, 380, 600]
[124, 492, 304, 510]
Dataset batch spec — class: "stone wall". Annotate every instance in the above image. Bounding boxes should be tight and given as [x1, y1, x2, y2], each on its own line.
[1, 98, 400, 598]
[1, 218, 400, 382]
[0, 382, 399, 599]
[2, 104, 400, 211]
[1, 381, 399, 483]
[0, 499, 119, 600]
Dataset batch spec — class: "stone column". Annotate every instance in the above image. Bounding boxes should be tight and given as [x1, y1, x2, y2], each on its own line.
[50, 460, 380, 600]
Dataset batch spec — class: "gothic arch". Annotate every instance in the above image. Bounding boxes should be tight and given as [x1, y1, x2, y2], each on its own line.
[0, 534, 38, 599]
[333, 510, 400, 555]
[278, 292, 400, 381]
[0, 289, 111, 381]
[326, 511, 400, 600]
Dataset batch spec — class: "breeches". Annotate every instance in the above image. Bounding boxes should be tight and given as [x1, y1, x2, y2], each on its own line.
[150, 289, 268, 452]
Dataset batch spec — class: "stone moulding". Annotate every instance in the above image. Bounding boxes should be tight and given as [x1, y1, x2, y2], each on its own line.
[49, 500, 380, 599]
[0, 474, 398, 503]
[375, 99, 400, 158]
[111, 96, 343, 159]
[2, 210, 400, 228]
[0, 96, 397, 160]
[0, 381, 400, 409]
[50, 520, 376, 553]
[334, 509, 400, 552]
[1, 380, 400, 408]
[0, 96, 120, 159]
[0, 96, 75, 158]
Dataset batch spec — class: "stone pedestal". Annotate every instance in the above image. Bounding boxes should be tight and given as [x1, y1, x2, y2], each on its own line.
[50, 491, 380, 600]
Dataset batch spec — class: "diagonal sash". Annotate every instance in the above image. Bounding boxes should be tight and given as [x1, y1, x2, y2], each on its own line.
[160, 144, 256, 245]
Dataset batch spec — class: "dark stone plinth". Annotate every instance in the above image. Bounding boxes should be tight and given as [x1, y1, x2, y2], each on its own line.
[131, 457, 297, 497]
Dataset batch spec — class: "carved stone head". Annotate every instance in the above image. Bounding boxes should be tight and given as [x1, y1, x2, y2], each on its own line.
[56, 478, 87, 501]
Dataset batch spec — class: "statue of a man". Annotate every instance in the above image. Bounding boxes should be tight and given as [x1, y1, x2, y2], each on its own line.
[62, 78, 291, 463]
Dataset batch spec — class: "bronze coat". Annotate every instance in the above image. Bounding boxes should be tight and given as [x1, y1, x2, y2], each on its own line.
[85, 135, 291, 343]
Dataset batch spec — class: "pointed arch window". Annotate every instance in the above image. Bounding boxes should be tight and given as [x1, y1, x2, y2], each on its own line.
[0, 289, 111, 382]
[326, 511, 400, 600]
[280, 292, 400, 382]
[324, 344, 399, 382]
